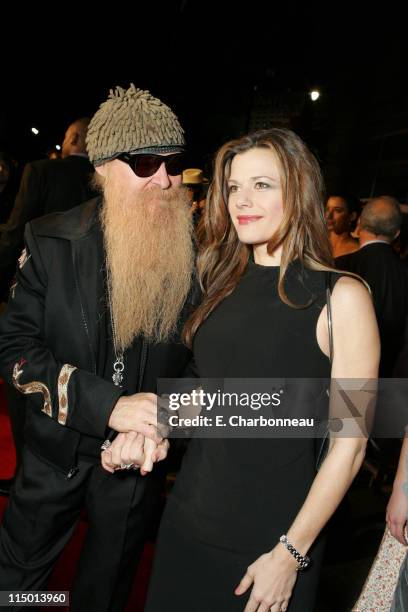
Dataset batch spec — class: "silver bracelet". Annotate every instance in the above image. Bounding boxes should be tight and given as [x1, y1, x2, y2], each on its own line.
[279, 535, 311, 571]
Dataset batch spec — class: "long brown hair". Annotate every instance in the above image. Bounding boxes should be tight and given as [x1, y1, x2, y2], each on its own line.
[184, 128, 334, 347]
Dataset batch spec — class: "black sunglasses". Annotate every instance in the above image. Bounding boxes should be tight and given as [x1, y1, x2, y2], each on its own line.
[117, 152, 186, 178]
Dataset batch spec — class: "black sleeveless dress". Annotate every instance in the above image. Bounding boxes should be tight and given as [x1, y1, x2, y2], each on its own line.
[145, 260, 340, 612]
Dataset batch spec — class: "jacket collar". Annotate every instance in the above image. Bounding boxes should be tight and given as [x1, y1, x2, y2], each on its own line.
[32, 197, 101, 241]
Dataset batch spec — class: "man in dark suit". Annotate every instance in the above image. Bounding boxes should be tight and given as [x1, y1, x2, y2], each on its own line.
[336, 196, 408, 376]
[0, 118, 96, 496]
[0, 117, 95, 301]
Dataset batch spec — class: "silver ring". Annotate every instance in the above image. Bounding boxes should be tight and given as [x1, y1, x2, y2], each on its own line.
[101, 439, 112, 451]
[120, 463, 134, 470]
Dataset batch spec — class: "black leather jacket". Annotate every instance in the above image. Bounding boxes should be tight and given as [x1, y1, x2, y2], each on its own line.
[0, 198, 194, 476]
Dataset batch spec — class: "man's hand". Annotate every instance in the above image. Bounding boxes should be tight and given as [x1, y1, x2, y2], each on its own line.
[101, 432, 145, 473]
[108, 393, 162, 443]
[101, 432, 170, 475]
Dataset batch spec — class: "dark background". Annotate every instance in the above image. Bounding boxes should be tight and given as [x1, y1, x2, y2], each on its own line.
[1, 0, 407, 199]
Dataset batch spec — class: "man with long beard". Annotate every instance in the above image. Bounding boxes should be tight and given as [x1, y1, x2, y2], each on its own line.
[0, 84, 195, 611]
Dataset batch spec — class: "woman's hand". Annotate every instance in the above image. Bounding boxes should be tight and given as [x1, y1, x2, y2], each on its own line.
[235, 544, 298, 612]
[386, 479, 408, 545]
[140, 437, 170, 475]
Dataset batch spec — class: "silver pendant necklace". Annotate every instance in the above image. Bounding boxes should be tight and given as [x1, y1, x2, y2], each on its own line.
[112, 350, 125, 386]
[107, 278, 125, 387]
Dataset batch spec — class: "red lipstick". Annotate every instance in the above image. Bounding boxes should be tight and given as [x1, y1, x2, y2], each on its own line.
[237, 215, 263, 225]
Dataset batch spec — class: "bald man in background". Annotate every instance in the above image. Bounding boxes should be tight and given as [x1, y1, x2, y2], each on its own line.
[336, 196, 408, 376]
[0, 117, 96, 301]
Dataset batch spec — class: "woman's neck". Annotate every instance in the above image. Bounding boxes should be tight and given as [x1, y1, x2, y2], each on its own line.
[253, 244, 282, 267]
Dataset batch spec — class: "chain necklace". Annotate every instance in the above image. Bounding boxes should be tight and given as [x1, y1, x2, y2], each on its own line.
[106, 277, 125, 387]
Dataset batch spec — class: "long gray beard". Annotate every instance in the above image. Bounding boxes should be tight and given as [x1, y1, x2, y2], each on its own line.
[100, 181, 193, 350]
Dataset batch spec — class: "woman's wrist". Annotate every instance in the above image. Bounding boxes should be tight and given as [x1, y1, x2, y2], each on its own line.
[270, 543, 299, 570]
[285, 529, 314, 557]
[275, 535, 311, 571]
[392, 475, 406, 491]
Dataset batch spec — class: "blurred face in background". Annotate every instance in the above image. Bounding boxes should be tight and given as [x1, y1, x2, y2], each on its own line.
[325, 196, 356, 234]
[61, 124, 77, 159]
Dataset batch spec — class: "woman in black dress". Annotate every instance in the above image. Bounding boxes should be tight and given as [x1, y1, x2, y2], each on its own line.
[106, 129, 380, 611]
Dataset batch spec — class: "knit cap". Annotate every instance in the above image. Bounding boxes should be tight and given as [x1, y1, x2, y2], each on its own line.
[86, 84, 185, 166]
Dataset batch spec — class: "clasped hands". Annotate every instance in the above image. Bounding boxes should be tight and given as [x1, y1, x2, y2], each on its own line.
[101, 432, 169, 475]
[102, 392, 169, 475]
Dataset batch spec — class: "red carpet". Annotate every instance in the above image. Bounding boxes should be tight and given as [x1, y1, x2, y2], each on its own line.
[0, 380, 153, 611]
[0, 382, 15, 477]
